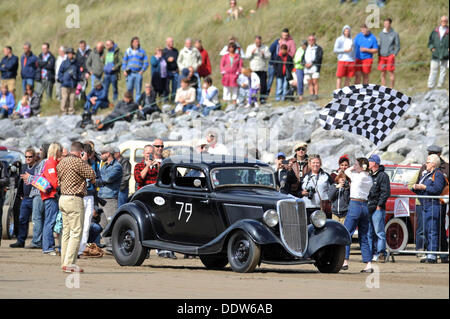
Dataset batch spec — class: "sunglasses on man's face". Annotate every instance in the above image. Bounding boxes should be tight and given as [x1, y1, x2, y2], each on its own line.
[296, 147, 306, 152]
[25, 156, 34, 159]
[154, 145, 164, 148]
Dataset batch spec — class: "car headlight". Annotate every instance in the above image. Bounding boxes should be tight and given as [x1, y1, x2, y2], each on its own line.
[310, 210, 326, 228]
[263, 209, 279, 227]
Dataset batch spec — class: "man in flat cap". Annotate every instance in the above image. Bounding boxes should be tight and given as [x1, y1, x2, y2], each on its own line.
[58, 47, 80, 115]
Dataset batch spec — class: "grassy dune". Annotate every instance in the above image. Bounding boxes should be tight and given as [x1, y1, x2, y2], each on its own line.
[0, 0, 448, 116]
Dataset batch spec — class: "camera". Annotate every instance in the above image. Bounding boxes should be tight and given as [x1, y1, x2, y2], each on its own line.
[344, 180, 350, 188]
[281, 160, 289, 165]
[306, 186, 316, 200]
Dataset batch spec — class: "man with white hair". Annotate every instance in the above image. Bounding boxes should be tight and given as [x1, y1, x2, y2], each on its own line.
[427, 15, 449, 89]
[177, 38, 202, 73]
[55, 46, 66, 101]
[205, 131, 229, 155]
[412, 154, 447, 264]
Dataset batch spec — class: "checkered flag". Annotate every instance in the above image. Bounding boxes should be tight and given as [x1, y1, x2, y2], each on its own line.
[318, 84, 411, 146]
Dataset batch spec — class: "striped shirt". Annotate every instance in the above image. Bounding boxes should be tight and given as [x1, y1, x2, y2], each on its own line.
[122, 47, 149, 73]
[57, 154, 96, 197]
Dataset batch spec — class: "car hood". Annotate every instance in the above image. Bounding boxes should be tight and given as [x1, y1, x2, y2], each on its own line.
[214, 187, 295, 206]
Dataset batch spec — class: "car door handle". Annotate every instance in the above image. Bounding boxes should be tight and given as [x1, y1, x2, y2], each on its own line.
[200, 199, 209, 204]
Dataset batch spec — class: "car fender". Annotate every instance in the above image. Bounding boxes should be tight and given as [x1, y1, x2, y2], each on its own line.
[199, 219, 282, 254]
[102, 201, 156, 242]
[305, 220, 351, 257]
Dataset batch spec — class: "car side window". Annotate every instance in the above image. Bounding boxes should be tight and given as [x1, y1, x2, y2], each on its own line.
[121, 148, 130, 161]
[391, 168, 419, 184]
[159, 166, 171, 186]
[135, 148, 144, 164]
[174, 167, 206, 189]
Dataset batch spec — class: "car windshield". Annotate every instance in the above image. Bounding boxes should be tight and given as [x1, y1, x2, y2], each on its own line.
[390, 168, 419, 184]
[210, 167, 275, 189]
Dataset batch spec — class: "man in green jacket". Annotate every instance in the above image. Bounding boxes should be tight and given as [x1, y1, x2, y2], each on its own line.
[86, 42, 105, 90]
[427, 15, 449, 89]
[293, 40, 307, 101]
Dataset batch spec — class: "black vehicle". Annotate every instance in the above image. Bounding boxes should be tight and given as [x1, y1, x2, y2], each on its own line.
[0, 146, 24, 239]
[103, 154, 351, 273]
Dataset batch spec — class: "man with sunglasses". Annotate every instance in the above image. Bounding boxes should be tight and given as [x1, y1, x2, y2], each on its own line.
[10, 149, 38, 248]
[287, 142, 310, 197]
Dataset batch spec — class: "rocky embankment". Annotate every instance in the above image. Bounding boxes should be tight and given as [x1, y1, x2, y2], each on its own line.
[0, 89, 448, 171]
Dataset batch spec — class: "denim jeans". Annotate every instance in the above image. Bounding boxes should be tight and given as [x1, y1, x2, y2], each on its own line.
[126, 72, 143, 101]
[118, 188, 129, 207]
[202, 104, 221, 116]
[17, 197, 34, 244]
[183, 104, 199, 113]
[275, 76, 288, 101]
[88, 222, 103, 245]
[195, 73, 202, 102]
[423, 202, 441, 260]
[22, 78, 34, 94]
[296, 69, 304, 96]
[267, 64, 275, 94]
[368, 209, 386, 257]
[103, 73, 118, 101]
[84, 100, 109, 114]
[166, 71, 179, 102]
[0, 108, 9, 118]
[43, 198, 59, 252]
[31, 196, 44, 248]
[415, 205, 425, 250]
[343, 200, 372, 262]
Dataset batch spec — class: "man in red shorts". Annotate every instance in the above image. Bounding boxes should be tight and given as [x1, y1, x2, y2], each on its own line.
[378, 18, 400, 88]
[354, 24, 378, 85]
[334, 25, 355, 89]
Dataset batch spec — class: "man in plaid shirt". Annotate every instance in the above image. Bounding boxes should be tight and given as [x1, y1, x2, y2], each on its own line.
[134, 144, 159, 190]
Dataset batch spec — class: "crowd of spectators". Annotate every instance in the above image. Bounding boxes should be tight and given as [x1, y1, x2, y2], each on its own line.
[0, 14, 447, 123]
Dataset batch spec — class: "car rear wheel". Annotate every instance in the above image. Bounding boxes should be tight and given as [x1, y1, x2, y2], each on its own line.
[2, 204, 14, 240]
[385, 218, 408, 252]
[313, 245, 346, 273]
[200, 254, 228, 270]
[227, 230, 260, 273]
[112, 214, 148, 266]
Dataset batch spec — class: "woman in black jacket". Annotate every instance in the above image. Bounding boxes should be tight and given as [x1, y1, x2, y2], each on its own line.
[328, 171, 350, 224]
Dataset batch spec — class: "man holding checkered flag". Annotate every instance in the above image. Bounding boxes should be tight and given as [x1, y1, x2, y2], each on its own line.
[319, 84, 411, 146]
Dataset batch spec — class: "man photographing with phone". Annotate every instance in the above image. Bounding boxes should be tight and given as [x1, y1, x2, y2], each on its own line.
[134, 142, 160, 191]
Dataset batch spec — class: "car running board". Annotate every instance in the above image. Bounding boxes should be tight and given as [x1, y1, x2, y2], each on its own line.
[261, 259, 316, 265]
[142, 240, 199, 255]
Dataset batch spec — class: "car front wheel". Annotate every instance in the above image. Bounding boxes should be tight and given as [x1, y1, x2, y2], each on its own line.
[313, 245, 346, 273]
[112, 214, 148, 266]
[385, 218, 408, 252]
[227, 230, 260, 273]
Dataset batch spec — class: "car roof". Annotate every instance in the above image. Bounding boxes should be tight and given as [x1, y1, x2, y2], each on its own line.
[119, 140, 196, 150]
[384, 164, 422, 168]
[163, 154, 271, 169]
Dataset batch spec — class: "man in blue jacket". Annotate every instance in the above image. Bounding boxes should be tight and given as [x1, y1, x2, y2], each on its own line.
[84, 79, 109, 114]
[98, 146, 123, 251]
[58, 48, 80, 115]
[20, 42, 38, 94]
[35, 43, 56, 101]
[0, 46, 19, 97]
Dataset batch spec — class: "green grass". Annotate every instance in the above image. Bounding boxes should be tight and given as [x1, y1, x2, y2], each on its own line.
[1, 0, 448, 116]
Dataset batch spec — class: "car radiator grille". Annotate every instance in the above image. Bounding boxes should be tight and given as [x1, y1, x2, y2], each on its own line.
[278, 200, 307, 255]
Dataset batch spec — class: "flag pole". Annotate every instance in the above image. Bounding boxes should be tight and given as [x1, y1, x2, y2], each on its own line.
[365, 143, 379, 159]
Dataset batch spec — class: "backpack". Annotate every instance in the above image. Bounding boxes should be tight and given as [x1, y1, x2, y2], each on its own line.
[432, 170, 449, 204]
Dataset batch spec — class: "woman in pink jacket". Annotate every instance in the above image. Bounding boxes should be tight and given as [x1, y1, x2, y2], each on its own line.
[220, 43, 243, 105]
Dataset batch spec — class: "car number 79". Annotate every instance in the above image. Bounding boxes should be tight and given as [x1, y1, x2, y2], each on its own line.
[176, 202, 193, 223]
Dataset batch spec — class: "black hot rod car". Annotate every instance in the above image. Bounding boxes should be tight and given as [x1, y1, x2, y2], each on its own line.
[103, 154, 351, 273]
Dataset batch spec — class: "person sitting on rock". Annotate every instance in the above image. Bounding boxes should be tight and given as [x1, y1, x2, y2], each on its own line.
[84, 79, 110, 114]
[173, 78, 197, 114]
[198, 76, 220, 116]
[95, 90, 138, 130]
[137, 83, 159, 120]
[11, 95, 31, 119]
[0, 84, 15, 119]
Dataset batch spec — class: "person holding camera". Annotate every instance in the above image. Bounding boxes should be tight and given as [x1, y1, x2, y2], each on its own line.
[300, 154, 331, 222]
[328, 171, 351, 224]
[97, 146, 123, 251]
[58, 48, 80, 115]
[287, 142, 310, 197]
[342, 157, 374, 273]
[275, 152, 297, 195]
[134, 144, 159, 190]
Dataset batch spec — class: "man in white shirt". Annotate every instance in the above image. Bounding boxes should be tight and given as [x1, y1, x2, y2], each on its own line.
[55, 46, 66, 101]
[245, 36, 270, 103]
[206, 131, 229, 155]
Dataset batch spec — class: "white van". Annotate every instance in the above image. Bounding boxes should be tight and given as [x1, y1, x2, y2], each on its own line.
[119, 139, 196, 194]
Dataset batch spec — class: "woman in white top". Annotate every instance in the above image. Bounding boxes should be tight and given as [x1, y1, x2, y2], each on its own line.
[301, 154, 331, 221]
[342, 157, 374, 273]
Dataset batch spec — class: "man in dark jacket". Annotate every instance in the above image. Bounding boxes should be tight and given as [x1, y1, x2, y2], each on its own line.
[114, 147, 131, 207]
[103, 40, 122, 102]
[273, 44, 293, 101]
[75, 40, 91, 80]
[35, 43, 56, 100]
[20, 42, 38, 94]
[86, 42, 105, 90]
[163, 37, 179, 103]
[367, 154, 391, 262]
[84, 79, 109, 114]
[427, 15, 449, 89]
[58, 48, 80, 115]
[137, 83, 159, 120]
[0, 46, 19, 97]
[95, 90, 138, 131]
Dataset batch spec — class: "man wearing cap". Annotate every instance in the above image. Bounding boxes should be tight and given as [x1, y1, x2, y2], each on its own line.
[84, 79, 109, 114]
[114, 147, 131, 207]
[97, 146, 123, 251]
[367, 154, 391, 263]
[287, 142, 310, 196]
[58, 47, 80, 115]
[414, 144, 449, 262]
